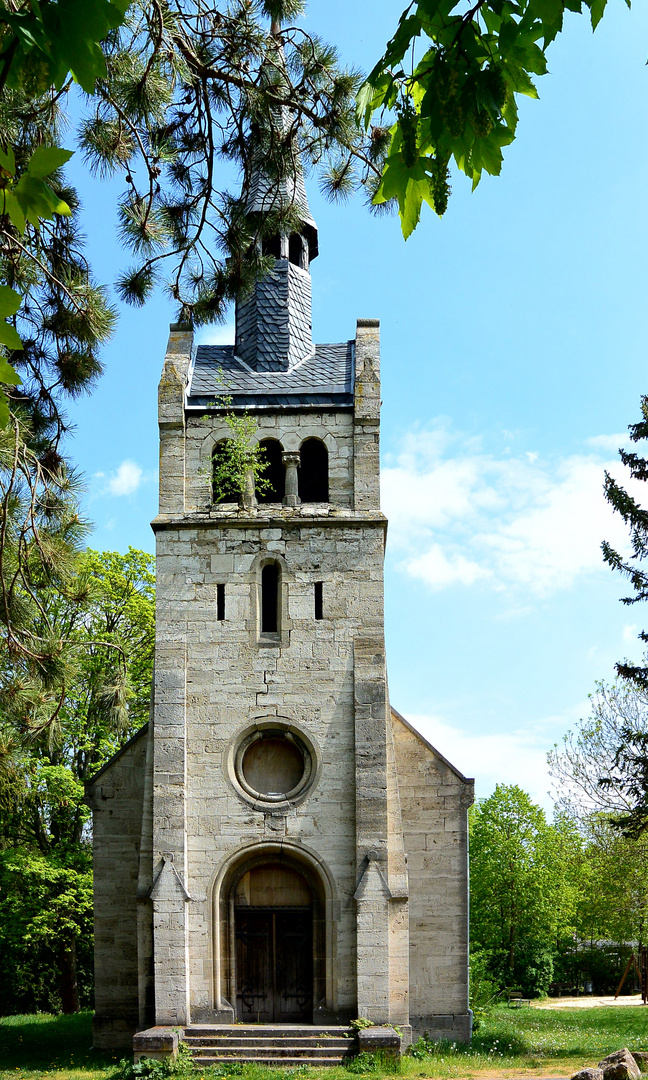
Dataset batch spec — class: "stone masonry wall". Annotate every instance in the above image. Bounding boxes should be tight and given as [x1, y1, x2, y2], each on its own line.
[391, 709, 474, 1044]
[87, 727, 148, 1051]
[153, 511, 388, 1022]
[147, 317, 402, 1026]
[184, 410, 355, 514]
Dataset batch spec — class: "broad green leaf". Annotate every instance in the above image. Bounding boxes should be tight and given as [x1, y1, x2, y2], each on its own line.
[589, 0, 607, 28]
[0, 191, 26, 234]
[356, 74, 395, 129]
[0, 354, 22, 381]
[0, 145, 16, 176]
[26, 146, 74, 179]
[356, 82, 374, 128]
[400, 177, 425, 238]
[0, 388, 10, 427]
[0, 285, 21, 319]
[14, 174, 72, 222]
[0, 322, 24, 352]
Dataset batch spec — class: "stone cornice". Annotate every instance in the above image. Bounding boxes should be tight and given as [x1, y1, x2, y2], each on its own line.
[151, 510, 387, 533]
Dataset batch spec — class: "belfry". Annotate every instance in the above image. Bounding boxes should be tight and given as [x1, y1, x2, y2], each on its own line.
[87, 141, 474, 1060]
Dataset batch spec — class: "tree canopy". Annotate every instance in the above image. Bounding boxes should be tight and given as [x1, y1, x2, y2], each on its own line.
[470, 784, 581, 994]
[0, 0, 380, 731]
[357, 0, 623, 237]
[0, 546, 154, 1015]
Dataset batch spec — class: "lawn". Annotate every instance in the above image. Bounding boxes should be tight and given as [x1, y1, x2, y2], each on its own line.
[1, 1006, 648, 1080]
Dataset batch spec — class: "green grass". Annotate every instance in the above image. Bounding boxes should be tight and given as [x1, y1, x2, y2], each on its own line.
[0, 1011, 119, 1079]
[1, 1006, 648, 1080]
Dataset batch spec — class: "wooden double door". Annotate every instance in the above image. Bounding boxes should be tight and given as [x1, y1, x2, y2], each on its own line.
[235, 908, 313, 1022]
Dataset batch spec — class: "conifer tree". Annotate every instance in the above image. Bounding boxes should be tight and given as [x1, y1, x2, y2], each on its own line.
[595, 396, 648, 837]
[0, 0, 382, 734]
[602, 395, 648, 689]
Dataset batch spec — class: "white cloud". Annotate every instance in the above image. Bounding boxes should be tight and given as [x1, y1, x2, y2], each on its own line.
[94, 459, 144, 497]
[196, 323, 235, 346]
[406, 545, 490, 588]
[404, 711, 556, 810]
[585, 433, 628, 453]
[383, 423, 639, 598]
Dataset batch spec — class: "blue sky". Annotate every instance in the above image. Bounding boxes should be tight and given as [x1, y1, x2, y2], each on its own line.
[64, 0, 648, 809]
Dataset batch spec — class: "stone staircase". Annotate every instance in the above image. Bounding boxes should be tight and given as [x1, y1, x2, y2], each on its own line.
[182, 1025, 358, 1067]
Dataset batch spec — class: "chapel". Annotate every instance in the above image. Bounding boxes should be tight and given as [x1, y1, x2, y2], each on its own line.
[86, 144, 474, 1057]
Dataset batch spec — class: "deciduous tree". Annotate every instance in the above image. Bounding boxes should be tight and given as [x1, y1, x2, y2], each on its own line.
[470, 784, 582, 994]
[358, 0, 617, 236]
[0, 547, 154, 1014]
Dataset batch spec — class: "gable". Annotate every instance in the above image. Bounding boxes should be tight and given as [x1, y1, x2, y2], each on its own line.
[390, 706, 473, 786]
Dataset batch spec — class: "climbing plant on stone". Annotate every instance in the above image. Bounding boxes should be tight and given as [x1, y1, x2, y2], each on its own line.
[211, 407, 270, 505]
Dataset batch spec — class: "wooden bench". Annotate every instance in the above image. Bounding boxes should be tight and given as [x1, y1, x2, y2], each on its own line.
[508, 992, 531, 1008]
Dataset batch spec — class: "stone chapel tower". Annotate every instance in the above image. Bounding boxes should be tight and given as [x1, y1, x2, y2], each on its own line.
[87, 154, 474, 1055]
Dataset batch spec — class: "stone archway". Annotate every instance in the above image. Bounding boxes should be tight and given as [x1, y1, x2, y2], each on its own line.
[234, 863, 313, 1022]
[214, 846, 332, 1024]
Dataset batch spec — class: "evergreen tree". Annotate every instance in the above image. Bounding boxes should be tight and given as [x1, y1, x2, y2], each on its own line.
[603, 396, 648, 689]
[0, 0, 380, 730]
[593, 398, 648, 836]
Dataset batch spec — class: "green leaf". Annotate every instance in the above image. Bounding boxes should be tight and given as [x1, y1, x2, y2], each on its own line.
[400, 176, 425, 238]
[0, 145, 16, 176]
[0, 354, 22, 382]
[589, 0, 607, 28]
[0, 190, 26, 234]
[0, 285, 22, 319]
[26, 146, 74, 179]
[0, 322, 24, 352]
[14, 174, 72, 223]
[0, 388, 9, 427]
[356, 74, 395, 129]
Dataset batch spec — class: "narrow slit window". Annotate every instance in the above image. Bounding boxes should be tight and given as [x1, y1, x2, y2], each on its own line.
[217, 583, 225, 621]
[261, 563, 279, 634]
[314, 581, 323, 621]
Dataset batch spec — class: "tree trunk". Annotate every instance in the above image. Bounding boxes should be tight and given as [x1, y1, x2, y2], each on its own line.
[59, 940, 79, 1013]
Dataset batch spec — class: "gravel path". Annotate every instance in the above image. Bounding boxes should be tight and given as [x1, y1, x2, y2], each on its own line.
[533, 995, 645, 1009]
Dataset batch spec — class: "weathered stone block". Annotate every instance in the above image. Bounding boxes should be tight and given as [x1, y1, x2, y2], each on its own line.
[599, 1050, 641, 1080]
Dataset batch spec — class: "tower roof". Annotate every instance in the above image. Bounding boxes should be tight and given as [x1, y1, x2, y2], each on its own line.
[244, 160, 318, 260]
[186, 339, 354, 410]
[241, 31, 318, 259]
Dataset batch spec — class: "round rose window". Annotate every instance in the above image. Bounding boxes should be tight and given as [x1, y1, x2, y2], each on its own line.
[234, 729, 313, 803]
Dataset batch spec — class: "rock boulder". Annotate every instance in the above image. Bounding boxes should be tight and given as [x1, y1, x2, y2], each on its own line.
[598, 1049, 642, 1080]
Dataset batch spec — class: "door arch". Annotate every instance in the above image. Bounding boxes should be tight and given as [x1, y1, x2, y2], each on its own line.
[214, 846, 332, 1023]
[234, 863, 313, 1022]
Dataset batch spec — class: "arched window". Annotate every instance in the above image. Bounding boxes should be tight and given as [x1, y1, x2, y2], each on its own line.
[298, 439, 329, 503]
[261, 562, 280, 635]
[257, 439, 285, 503]
[212, 439, 239, 503]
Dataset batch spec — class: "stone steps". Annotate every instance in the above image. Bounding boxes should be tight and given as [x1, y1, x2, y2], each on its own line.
[191, 1057, 347, 1067]
[182, 1025, 357, 1067]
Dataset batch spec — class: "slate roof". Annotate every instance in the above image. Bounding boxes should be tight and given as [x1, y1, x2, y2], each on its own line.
[235, 261, 312, 371]
[186, 341, 354, 410]
[245, 163, 318, 259]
